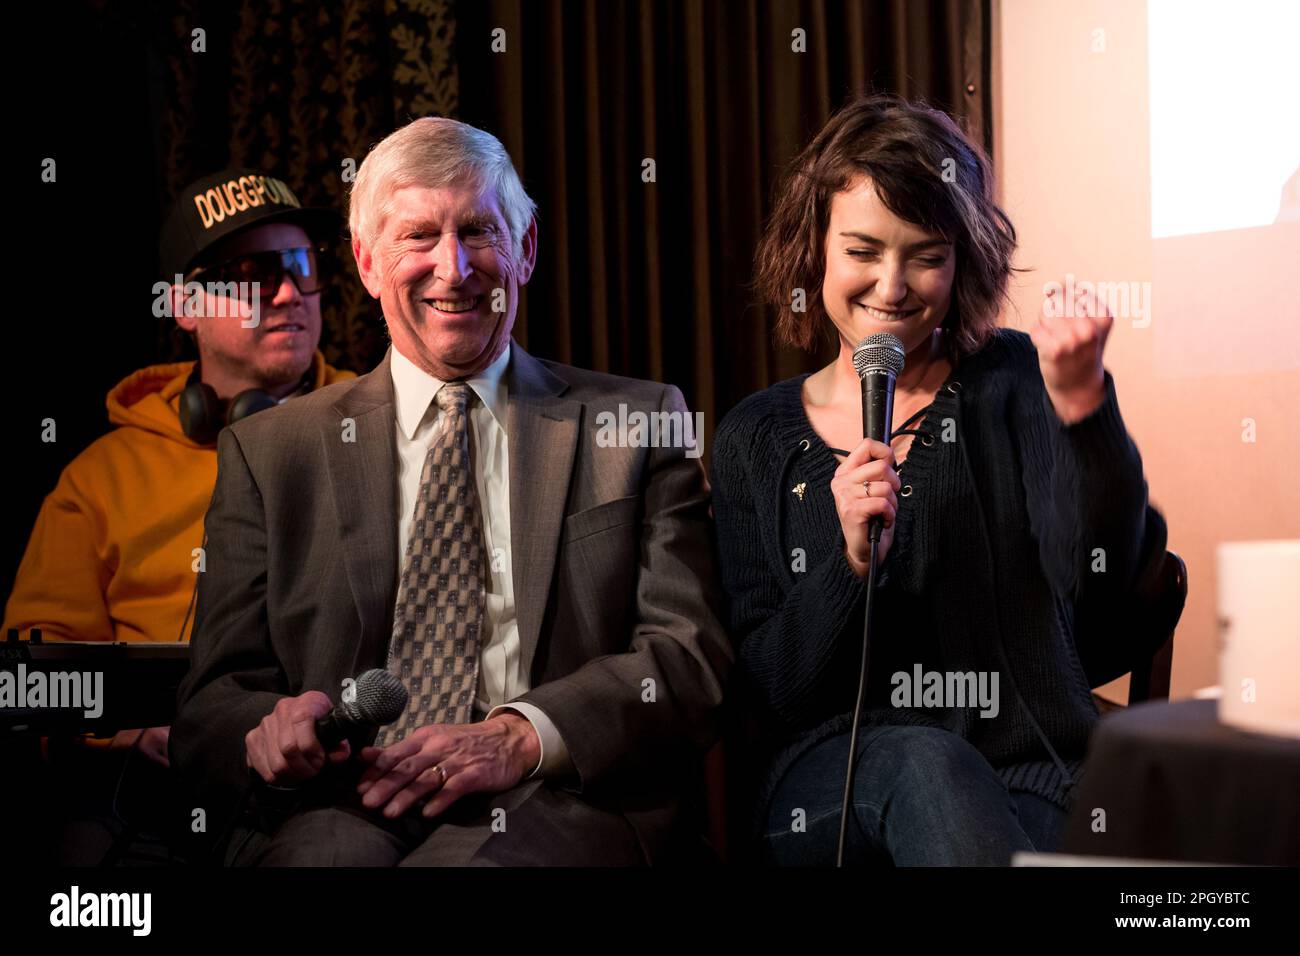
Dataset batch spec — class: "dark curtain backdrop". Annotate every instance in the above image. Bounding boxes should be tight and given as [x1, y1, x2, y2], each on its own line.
[457, 0, 991, 435]
[4, 0, 989, 609]
[148, 0, 990, 433]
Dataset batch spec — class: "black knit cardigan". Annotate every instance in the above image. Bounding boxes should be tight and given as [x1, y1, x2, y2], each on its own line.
[709, 328, 1167, 829]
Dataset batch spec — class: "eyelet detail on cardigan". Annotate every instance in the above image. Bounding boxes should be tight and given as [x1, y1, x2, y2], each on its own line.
[921, 433, 935, 447]
[900, 484, 914, 497]
[946, 381, 963, 394]
[799, 439, 811, 451]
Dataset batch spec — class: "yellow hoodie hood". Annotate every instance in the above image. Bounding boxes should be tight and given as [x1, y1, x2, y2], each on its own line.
[4, 351, 356, 645]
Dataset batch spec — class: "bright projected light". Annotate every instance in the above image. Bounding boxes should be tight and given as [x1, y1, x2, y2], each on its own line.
[1148, 0, 1300, 239]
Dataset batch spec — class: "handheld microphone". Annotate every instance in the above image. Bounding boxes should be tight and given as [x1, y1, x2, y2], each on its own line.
[315, 668, 409, 750]
[216, 670, 409, 865]
[852, 332, 906, 543]
[837, 331, 906, 867]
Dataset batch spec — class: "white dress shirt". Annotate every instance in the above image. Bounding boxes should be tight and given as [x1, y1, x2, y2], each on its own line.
[390, 343, 570, 778]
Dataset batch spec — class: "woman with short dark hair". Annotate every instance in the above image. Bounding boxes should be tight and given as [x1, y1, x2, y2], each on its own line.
[710, 93, 1167, 865]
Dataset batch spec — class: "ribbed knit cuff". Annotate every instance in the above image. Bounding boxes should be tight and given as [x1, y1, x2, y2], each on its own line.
[823, 545, 869, 615]
[1045, 371, 1132, 459]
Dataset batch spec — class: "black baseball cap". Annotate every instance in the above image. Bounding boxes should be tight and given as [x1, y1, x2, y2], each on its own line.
[159, 167, 342, 279]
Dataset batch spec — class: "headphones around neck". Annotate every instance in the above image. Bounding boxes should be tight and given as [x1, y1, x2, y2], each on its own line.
[179, 364, 313, 445]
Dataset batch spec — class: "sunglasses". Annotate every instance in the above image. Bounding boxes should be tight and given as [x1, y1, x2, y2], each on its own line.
[188, 246, 324, 300]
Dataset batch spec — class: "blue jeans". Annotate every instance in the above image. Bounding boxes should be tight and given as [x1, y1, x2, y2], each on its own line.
[762, 725, 1067, 866]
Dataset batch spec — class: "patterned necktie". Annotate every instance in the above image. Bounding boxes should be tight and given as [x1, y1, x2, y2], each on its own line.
[377, 382, 486, 746]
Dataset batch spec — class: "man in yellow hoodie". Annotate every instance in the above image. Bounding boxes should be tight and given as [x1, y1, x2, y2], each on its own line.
[3, 169, 356, 860]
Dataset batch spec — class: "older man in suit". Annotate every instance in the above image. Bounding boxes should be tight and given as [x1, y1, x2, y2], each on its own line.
[170, 117, 731, 865]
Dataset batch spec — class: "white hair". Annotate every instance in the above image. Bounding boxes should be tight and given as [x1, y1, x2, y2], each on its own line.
[348, 117, 537, 257]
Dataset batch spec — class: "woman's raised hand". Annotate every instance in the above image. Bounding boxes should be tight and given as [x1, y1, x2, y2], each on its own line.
[1031, 281, 1113, 424]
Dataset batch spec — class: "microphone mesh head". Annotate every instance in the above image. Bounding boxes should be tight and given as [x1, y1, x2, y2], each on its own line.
[353, 668, 409, 725]
[852, 332, 906, 379]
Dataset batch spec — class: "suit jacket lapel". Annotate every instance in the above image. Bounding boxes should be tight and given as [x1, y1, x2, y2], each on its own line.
[506, 342, 581, 682]
[323, 347, 399, 659]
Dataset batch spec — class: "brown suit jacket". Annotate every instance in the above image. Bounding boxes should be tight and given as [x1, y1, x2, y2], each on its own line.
[171, 342, 732, 862]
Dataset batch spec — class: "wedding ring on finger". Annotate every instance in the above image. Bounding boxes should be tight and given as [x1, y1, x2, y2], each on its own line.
[863, 481, 873, 498]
